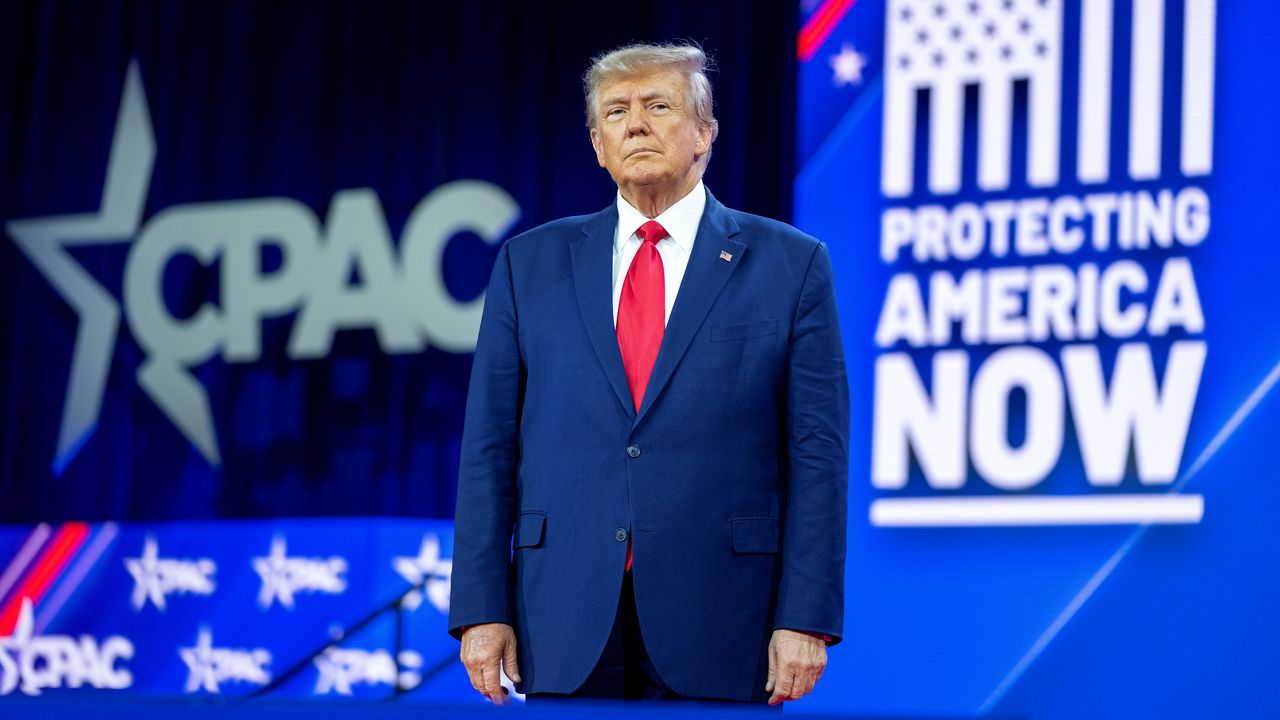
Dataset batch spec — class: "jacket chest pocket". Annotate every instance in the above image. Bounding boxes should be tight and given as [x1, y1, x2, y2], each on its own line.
[710, 319, 778, 343]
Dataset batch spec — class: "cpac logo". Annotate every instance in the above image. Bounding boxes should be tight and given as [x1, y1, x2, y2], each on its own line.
[124, 536, 216, 611]
[392, 533, 452, 613]
[0, 599, 134, 696]
[313, 646, 421, 695]
[6, 61, 521, 473]
[882, 0, 1215, 195]
[253, 536, 347, 610]
[179, 628, 272, 693]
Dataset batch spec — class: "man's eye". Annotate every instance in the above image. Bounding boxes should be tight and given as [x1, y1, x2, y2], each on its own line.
[650, 103, 669, 112]
[607, 108, 626, 119]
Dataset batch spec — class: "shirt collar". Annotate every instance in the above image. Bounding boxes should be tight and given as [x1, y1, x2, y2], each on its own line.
[614, 180, 706, 254]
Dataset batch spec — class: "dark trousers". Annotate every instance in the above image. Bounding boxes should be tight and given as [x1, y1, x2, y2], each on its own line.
[528, 572, 676, 700]
[526, 573, 777, 708]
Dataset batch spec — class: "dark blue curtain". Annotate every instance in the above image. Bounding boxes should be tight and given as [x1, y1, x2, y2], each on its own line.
[0, 0, 798, 522]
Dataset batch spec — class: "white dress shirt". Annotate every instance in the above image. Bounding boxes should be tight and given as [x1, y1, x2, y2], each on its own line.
[611, 181, 707, 327]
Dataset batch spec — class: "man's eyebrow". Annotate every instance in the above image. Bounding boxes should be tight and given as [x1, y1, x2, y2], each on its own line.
[600, 91, 676, 107]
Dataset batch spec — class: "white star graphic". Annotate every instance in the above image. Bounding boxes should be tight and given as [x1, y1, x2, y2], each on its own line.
[179, 628, 220, 693]
[5, 61, 166, 475]
[253, 536, 295, 610]
[830, 43, 868, 87]
[6, 60, 223, 474]
[392, 534, 452, 613]
[179, 628, 271, 693]
[124, 536, 166, 611]
[0, 599, 35, 696]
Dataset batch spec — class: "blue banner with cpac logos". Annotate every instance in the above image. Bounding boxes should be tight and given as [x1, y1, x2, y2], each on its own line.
[0, 519, 484, 703]
[797, 0, 1278, 717]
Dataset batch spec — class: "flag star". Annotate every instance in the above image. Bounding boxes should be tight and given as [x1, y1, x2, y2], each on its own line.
[1019, 17, 1033, 33]
[932, 50, 945, 66]
[916, 28, 930, 44]
[950, 25, 964, 40]
[984, 21, 998, 36]
[966, 47, 980, 63]
[829, 43, 868, 87]
[932, 2, 946, 17]
[1002, 0, 1015, 10]
[900, 6, 914, 21]
[1001, 44, 1015, 60]
[1035, 40, 1049, 56]
[898, 55, 912, 69]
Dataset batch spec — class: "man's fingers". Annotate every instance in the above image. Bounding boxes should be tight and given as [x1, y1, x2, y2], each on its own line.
[803, 670, 819, 696]
[768, 666, 797, 706]
[460, 624, 518, 704]
[460, 640, 486, 693]
[503, 637, 522, 684]
[481, 664, 509, 705]
[764, 636, 778, 693]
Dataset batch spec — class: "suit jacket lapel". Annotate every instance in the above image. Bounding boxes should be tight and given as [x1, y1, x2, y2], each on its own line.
[635, 190, 744, 426]
[571, 204, 635, 418]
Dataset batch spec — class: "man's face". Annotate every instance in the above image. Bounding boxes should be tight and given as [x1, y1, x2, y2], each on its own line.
[590, 68, 712, 199]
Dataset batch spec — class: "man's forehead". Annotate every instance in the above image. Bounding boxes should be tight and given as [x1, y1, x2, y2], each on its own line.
[599, 68, 688, 103]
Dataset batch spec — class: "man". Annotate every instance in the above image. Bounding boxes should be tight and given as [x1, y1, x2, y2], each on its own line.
[448, 42, 848, 705]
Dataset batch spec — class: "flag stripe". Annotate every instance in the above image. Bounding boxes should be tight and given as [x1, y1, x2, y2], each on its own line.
[1128, 0, 1165, 179]
[1181, 0, 1215, 175]
[0, 523, 52, 605]
[35, 523, 118, 634]
[0, 522, 90, 634]
[1077, 0, 1114, 183]
[798, 0, 857, 62]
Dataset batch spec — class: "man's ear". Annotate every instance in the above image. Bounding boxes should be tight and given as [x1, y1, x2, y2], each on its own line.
[694, 123, 712, 158]
[590, 127, 606, 168]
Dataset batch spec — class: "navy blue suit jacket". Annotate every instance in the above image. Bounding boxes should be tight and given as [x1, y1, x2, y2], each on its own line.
[449, 189, 849, 702]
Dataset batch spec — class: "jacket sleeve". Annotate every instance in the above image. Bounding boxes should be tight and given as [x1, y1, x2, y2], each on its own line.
[774, 240, 850, 644]
[448, 241, 522, 638]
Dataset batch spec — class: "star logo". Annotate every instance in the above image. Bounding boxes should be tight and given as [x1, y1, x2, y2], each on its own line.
[252, 536, 347, 610]
[392, 534, 452, 613]
[124, 536, 217, 611]
[179, 628, 271, 693]
[313, 647, 422, 696]
[5, 62, 223, 472]
[830, 43, 868, 87]
[124, 536, 166, 611]
[6, 61, 158, 475]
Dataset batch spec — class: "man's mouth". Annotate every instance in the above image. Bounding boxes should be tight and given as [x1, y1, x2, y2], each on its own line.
[627, 148, 658, 158]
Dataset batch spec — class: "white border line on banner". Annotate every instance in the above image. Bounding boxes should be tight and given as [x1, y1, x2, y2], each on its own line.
[869, 494, 1204, 527]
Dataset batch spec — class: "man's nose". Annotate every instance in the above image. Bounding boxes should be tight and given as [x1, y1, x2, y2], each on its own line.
[625, 107, 648, 135]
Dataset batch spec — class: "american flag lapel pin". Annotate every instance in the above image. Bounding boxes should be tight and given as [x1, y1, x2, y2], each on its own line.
[719, 250, 733, 262]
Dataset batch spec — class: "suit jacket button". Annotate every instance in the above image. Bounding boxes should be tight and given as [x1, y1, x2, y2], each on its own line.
[626, 445, 641, 458]
[615, 528, 628, 542]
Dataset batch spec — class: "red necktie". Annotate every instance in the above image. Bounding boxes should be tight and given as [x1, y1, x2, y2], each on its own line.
[616, 220, 667, 571]
[617, 220, 667, 412]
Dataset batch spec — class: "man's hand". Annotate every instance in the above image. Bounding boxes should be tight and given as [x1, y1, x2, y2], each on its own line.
[460, 623, 521, 705]
[765, 628, 827, 706]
